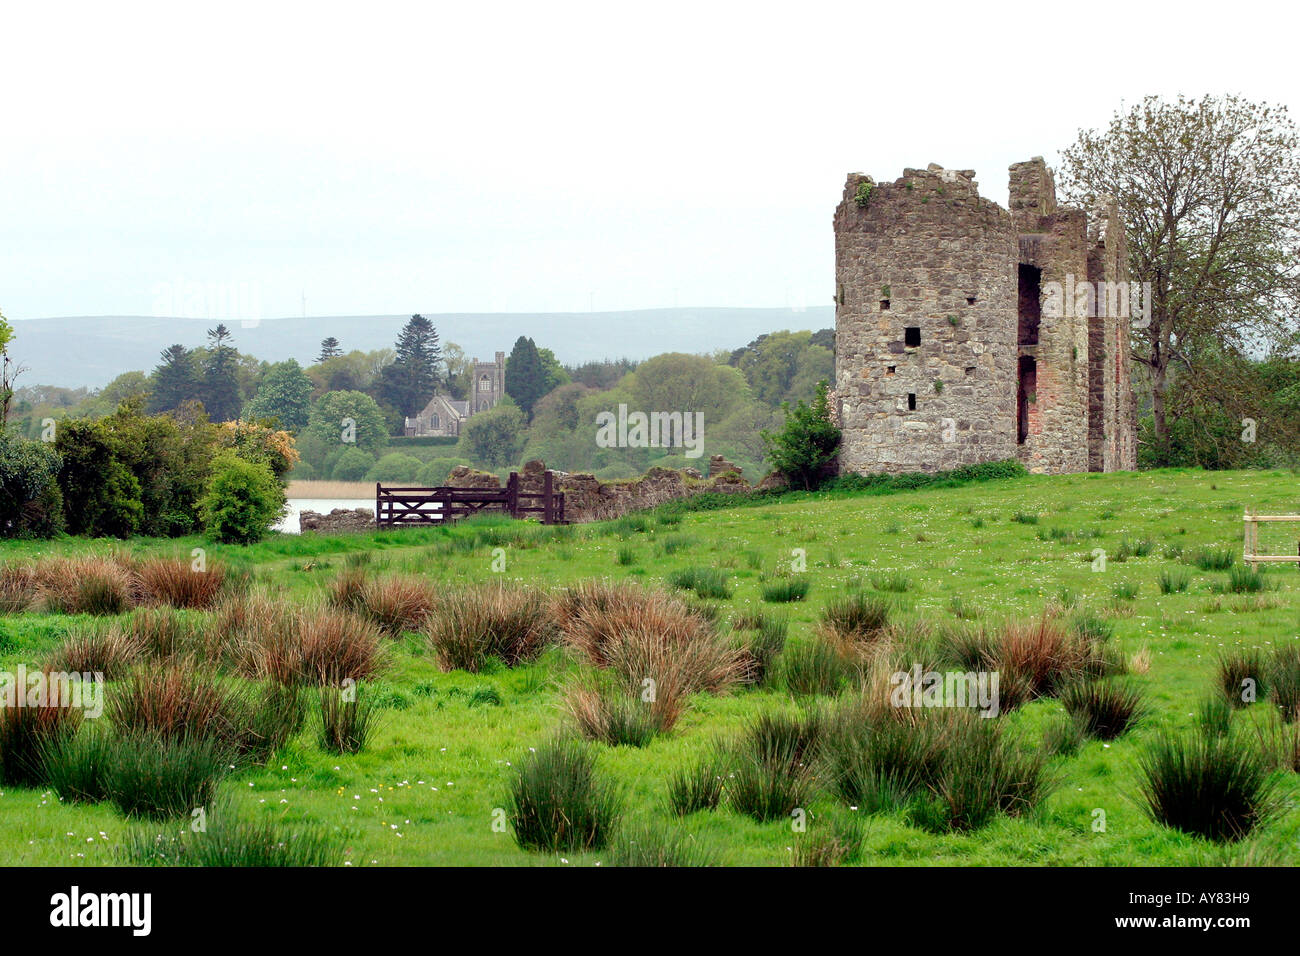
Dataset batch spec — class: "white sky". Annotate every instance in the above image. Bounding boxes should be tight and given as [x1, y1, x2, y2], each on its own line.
[3, 0, 1298, 321]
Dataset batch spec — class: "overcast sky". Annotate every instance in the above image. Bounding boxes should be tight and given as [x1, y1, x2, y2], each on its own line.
[3, 0, 1297, 323]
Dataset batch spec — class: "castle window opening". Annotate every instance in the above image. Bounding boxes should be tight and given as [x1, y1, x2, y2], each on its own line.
[1017, 355, 1037, 444]
[907, 393, 917, 411]
[904, 326, 921, 347]
[1018, 264, 1041, 346]
[886, 365, 896, 376]
[880, 299, 891, 310]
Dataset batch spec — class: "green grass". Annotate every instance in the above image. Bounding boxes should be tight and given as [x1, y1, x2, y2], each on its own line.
[0, 466, 1298, 865]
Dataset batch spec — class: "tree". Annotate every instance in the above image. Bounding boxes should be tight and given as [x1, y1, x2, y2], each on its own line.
[245, 359, 314, 432]
[1060, 95, 1300, 461]
[149, 344, 201, 413]
[379, 315, 442, 420]
[457, 401, 526, 468]
[200, 324, 243, 423]
[99, 371, 152, 409]
[761, 381, 841, 490]
[0, 432, 63, 538]
[442, 342, 472, 400]
[317, 337, 343, 363]
[503, 336, 547, 419]
[729, 330, 835, 407]
[0, 311, 27, 430]
[302, 390, 389, 469]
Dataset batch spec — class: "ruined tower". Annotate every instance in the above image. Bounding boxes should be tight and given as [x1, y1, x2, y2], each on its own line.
[833, 158, 1137, 476]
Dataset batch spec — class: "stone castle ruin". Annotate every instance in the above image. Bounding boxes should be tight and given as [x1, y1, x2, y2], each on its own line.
[832, 157, 1137, 475]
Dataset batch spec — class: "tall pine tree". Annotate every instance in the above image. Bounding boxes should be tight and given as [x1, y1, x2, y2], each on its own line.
[200, 324, 242, 423]
[317, 337, 342, 363]
[379, 315, 442, 418]
[149, 344, 200, 413]
[504, 336, 547, 419]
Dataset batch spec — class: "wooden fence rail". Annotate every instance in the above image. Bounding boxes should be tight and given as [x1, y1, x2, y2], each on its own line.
[1243, 508, 1300, 569]
[376, 471, 566, 527]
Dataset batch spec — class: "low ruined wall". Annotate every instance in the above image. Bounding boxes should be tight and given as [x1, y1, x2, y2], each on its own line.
[347, 458, 769, 528]
[525, 457, 755, 523]
[299, 508, 376, 533]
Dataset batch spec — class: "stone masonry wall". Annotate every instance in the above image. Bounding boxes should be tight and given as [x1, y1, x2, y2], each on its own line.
[836, 156, 1138, 477]
[1013, 159, 1091, 475]
[834, 165, 1018, 474]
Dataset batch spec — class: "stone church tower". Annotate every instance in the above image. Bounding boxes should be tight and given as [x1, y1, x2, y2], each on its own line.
[832, 158, 1137, 476]
[471, 351, 506, 413]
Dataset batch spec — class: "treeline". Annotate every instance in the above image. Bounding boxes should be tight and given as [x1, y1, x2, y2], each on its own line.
[10, 323, 835, 484]
[0, 400, 296, 540]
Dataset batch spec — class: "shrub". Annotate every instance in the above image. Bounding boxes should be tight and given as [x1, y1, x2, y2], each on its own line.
[666, 566, 732, 600]
[666, 756, 729, 816]
[823, 703, 950, 812]
[0, 432, 64, 539]
[55, 418, 144, 538]
[1217, 648, 1267, 708]
[317, 687, 380, 754]
[779, 638, 855, 698]
[364, 452, 423, 484]
[331, 448, 377, 482]
[45, 624, 146, 679]
[0, 563, 40, 613]
[1268, 645, 1300, 722]
[760, 381, 841, 491]
[108, 662, 245, 744]
[789, 816, 865, 867]
[556, 582, 746, 715]
[248, 605, 386, 687]
[1042, 715, 1085, 758]
[0, 700, 83, 786]
[1226, 565, 1269, 594]
[1190, 547, 1235, 571]
[121, 809, 345, 866]
[607, 823, 719, 867]
[1197, 695, 1234, 738]
[38, 557, 134, 615]
[819, 591, 891, 648]
[355, 575, 436, 636]
[870, 571, 911, 593]
[105, 732, 229, 819]
[762, 577, 811, 603]
[506, 738, 622, 852]
[136, 558, 226, 609]
[40, 728, 116, 803]
[199, 453, 286, 544]
[1059, 679, 1148, 740]
[1158, 567, 1191, 594]
[563, 673, 663, 746]
[725, 710, 823, 822]
[1137, 731, 1279, 842]
[745, 614, 788, 685]
[988, 613, 1101, 702]
[426, 584, 555, 672]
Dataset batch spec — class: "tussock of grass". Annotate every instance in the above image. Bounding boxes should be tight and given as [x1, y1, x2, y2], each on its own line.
[506, 738, 622, 852]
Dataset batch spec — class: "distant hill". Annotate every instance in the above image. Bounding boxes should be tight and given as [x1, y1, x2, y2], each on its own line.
[11, 308, 834, 388]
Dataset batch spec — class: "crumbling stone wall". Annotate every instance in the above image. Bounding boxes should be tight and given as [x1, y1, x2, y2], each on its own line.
[833, 165, 1018, 473]
[834, 156, 1137, 477]
[299, 508, 376, 532]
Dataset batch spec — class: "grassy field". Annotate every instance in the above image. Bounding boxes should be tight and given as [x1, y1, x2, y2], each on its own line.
[1, 466, 1298, 866]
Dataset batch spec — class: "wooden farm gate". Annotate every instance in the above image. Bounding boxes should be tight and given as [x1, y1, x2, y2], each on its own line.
[376, 471, 566, 527]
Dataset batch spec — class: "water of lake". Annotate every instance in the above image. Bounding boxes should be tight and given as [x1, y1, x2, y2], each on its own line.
[276, 498, 374, 534]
